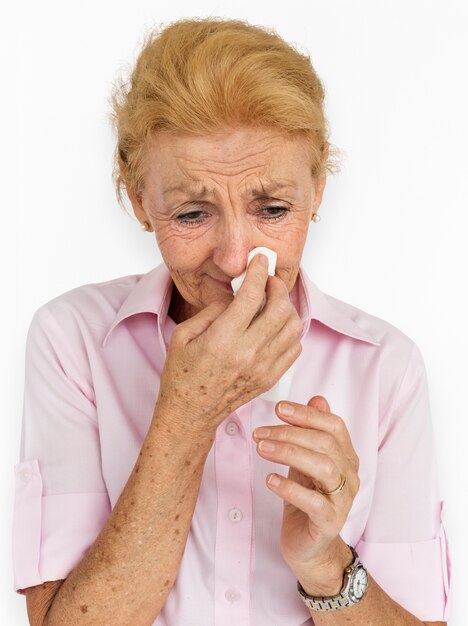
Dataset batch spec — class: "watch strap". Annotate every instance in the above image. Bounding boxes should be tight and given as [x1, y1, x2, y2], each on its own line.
[296, 545, 367, 612]
[297, 579, 355, 611]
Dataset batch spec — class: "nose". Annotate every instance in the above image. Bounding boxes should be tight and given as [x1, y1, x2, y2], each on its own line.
[211, 216, 254, 278]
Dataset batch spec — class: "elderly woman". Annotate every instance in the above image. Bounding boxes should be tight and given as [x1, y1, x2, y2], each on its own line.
[13, 17, 450, 626]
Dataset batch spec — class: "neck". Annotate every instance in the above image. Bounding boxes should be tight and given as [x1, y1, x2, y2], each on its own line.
[168, 284, 198, 324]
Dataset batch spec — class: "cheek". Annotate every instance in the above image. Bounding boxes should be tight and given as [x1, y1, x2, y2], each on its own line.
[273, 222, 309, 288]
[272, 220, 309, 258]
[284, 227, 308, 250]
[155, 225, 211, 271]
[154, 213, 309, 272]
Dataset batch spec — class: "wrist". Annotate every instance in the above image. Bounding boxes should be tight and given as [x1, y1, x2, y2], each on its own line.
[297, 541, 354, 597]
[152, 398, 216, 452]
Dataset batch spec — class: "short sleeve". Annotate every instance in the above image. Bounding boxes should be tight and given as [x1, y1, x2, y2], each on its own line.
[12, 304, 111, 595]
[355, 342, 452, 622]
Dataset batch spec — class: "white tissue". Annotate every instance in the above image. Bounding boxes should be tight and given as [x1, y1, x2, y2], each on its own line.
[258, 360, 297, 403]
[231, 247, 277, 295]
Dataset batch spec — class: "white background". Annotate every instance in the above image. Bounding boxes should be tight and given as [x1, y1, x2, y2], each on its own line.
[2, 1, 467, 623]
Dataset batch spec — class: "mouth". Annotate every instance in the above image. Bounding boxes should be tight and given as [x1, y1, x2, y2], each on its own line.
[209, 276, 233, 290]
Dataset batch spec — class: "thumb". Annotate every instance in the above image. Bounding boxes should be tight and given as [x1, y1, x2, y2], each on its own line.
[177, 300, 228, 343]
[307, 395, 330, 413]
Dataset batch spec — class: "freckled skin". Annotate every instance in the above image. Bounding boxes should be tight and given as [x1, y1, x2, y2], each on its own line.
[127, 126, 326, 324]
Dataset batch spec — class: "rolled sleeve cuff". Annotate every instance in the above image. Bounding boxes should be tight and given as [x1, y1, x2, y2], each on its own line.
[355, 501, 452, 622]
[12, 459, 111, 595]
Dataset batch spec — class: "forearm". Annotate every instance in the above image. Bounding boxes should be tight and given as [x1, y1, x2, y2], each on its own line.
[300, 541, 437, 626]
[46, 400, 215, 626]
[308, 574, 430, 625]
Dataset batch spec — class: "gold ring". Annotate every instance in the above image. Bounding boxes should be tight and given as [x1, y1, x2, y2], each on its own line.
[317, 473, 347, 495]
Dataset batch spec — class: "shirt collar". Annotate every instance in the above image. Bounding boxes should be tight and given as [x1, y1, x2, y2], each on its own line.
[296, 269, 381, 345]
[101, 262, 381, 349]
[101, 262, 173, 349]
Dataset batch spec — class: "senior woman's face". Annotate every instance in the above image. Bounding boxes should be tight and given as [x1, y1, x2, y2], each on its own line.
[129, 127, 326, 321]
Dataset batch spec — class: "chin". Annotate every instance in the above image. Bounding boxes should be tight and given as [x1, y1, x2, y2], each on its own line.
[184, 284, 233, 310]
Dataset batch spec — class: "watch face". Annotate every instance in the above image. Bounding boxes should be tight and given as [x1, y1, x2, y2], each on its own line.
[351, 567, 368, 600]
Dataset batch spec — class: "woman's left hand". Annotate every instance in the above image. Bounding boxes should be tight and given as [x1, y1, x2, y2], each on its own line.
[252, 395, 360, 594]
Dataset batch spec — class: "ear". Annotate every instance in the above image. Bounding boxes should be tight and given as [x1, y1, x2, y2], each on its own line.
[118, 158, 153, 229]
[126, 185, 153, 232]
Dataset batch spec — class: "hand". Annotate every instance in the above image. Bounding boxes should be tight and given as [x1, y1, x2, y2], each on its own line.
[252, 395, 360, 595]
[156, 254, 303, 433]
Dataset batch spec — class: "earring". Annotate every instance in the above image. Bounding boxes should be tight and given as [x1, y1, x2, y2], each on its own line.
[140, 220, 151, 231]
[311, 213, 321, 223]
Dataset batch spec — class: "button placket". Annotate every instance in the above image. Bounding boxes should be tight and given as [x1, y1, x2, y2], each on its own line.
[214, 407, 253, 623]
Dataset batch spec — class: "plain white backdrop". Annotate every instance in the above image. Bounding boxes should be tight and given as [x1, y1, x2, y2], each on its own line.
[2, 1, 467, 623]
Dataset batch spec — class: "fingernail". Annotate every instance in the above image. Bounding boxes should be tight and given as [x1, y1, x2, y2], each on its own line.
[278, 402, 294, 416]
[259, 440, 276, 452]
[253, 427, 271, 439]
[268, 474, 281, 487]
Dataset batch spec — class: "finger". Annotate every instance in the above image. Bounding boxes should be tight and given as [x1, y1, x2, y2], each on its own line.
[247, 274, 301, 346]
[175, 300, 229, 343]
[264, 472, 336, 527]
[274, 402, 359, 469]
[253, 425, 344, 460]
[253, 424, 360, 494]
[252, 306, 303, 360]
[218, 253, 270, 332]
[258, 337, 303, 393]
[308, 395, 330, 413]
[256, 438, 349, 496]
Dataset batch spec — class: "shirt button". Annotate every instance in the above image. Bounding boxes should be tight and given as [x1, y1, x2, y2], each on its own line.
[225, 588, 241, 603]
[225, 421, 239, 436]
[19, 468, 32, 482]
[228, 508, 243, 522]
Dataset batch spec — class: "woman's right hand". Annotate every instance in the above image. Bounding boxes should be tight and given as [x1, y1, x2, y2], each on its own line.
[155, 253, 303, 434]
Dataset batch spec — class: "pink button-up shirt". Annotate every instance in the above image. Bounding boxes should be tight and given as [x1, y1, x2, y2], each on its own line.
[12, 262, 452, 624]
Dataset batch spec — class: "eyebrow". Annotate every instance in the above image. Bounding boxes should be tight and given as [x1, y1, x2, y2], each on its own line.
[162, 179, 297, 200]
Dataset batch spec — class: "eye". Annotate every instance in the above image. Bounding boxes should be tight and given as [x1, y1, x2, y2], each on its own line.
[175, 210, 208, 226]
[175, 205, 290, 227]
[259, 206, 290, 221]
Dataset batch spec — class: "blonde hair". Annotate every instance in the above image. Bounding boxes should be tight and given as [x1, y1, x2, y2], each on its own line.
[108, 17, 341, 212]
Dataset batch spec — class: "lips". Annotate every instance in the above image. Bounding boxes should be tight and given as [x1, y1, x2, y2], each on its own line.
[209, 276, 232, 290]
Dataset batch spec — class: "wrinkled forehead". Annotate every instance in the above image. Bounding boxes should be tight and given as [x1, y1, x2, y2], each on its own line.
[161, 179, 300, 202]
[142, 128, 313, 199]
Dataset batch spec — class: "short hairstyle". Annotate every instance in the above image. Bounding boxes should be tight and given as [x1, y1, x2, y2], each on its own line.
[108, 17, 341, 211]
